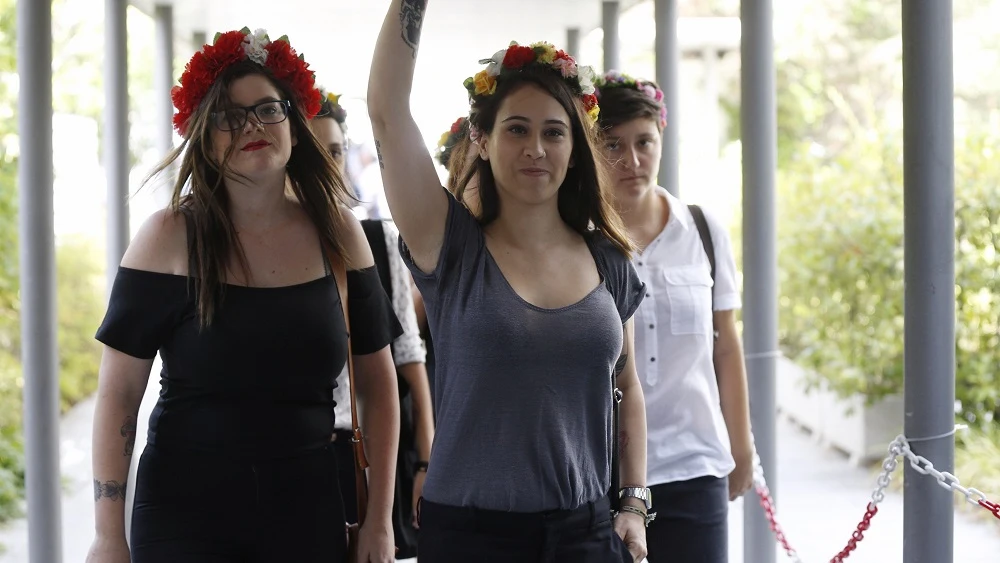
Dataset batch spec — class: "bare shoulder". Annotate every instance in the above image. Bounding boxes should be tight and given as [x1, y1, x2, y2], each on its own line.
[337, 206, 376, 270]
[119, 208, 189, 275]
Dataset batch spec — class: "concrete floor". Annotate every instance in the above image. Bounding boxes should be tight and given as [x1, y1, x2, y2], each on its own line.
[1, 364, 998, 562]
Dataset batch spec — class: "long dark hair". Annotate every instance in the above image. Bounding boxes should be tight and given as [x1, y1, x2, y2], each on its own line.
[146, 60, 354, 326]
[445, 133, 474, 195]
[456, 67, 635, 257]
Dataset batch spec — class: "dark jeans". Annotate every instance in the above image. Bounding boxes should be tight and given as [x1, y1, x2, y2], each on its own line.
[646, 475, 729, 563]
[130, 443, 348, 563]
[417, 496, 633, 563]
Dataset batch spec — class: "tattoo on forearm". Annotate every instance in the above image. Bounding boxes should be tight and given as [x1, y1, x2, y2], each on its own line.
[93, 479, 127, 502]
[399, 0, 427, 58]
[375, 140, 385, 170]
[120, 416, 137, 456]
[619, 431, 630, 456]
[614, 354, 628, 378]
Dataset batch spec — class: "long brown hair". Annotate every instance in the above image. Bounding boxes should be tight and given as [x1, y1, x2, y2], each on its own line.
[456, 68, 635, 257]
[445, 133, 474, 195]
[147, 60, 355, 326]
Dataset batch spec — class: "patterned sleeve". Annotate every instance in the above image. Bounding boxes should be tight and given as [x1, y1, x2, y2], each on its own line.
[382, 221, 426, 366]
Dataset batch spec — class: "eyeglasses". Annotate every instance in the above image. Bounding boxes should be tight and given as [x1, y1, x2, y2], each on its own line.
[210, 100, 291, 131]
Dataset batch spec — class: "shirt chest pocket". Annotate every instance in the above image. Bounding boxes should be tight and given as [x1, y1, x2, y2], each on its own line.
[663, 266, 713, 336]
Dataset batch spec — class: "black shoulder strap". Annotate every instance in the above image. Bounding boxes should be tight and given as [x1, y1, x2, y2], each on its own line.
[360, 219, 392, 302]
[688, 204, 716, 287]
[688, 204, 720, 341]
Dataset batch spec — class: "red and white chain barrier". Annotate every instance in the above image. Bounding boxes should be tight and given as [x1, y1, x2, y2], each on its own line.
[751, 433, 1000, 562]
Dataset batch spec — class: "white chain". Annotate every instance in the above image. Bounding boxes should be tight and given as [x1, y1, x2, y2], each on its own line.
[752, 432, 998, 562]
[896, 436, 996, 509]
[870, 436, 906, 505]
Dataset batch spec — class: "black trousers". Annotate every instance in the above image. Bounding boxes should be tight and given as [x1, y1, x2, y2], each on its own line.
[130, 443, 348, 563]
[332, 428, 420, 558]
[646, 475, 729, 563]
[417, 496, 634, 563]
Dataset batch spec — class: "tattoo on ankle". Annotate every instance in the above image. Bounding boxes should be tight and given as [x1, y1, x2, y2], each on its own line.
[375, 140, 385, 170]
[120, 416, 137, 456]
[94, 479, 127, 502]
[399, 0, 427, 58]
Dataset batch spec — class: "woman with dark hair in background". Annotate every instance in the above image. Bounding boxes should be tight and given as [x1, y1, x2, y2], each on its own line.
[312, 90, 434, 558]
[596, 70, 753, 563]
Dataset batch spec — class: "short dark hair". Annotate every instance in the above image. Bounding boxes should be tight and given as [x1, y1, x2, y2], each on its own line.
[596, 80, 665, 131]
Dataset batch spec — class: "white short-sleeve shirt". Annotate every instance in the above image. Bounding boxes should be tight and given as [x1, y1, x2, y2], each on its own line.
[634, 188, 741, 486]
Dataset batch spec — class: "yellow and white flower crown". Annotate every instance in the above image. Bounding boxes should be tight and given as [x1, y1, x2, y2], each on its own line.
[463, 41, 600, 127]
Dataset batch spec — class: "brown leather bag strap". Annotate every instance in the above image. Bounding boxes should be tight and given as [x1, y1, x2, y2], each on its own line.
[328, 245, 370, 526]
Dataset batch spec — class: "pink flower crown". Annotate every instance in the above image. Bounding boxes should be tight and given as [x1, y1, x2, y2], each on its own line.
[463, 41, 600, 128]
[594, 71, 668, 128]
[171, 27, 321, 137]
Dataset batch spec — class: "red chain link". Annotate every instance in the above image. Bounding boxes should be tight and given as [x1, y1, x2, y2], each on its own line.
[980, 499, 1000, 521]
[829, 503, 879, 562]
[754, 483, 798, 557]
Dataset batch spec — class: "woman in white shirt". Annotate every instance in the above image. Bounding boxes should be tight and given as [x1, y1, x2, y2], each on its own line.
[595, 71, 754, 562]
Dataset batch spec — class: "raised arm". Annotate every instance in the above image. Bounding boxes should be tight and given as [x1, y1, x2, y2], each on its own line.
[367, 0, 448, 274]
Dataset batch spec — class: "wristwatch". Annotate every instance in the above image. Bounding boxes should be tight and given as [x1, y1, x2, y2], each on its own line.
[619, 486, 653, 511]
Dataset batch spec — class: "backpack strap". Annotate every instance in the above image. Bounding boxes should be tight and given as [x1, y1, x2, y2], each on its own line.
[688, 204, 719, 340]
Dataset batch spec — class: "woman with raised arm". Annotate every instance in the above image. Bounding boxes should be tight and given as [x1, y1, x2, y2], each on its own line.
[369, 2, 650, 561]
[594, 71, 754, 563]
[86, 29, 399, 563]
[311, 90, 433, 557]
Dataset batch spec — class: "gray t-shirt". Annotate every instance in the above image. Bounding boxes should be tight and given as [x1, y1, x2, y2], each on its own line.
[401, 193, 645, 512]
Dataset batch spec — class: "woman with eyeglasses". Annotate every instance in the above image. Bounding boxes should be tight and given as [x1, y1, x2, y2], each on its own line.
[86, 29, 400, 563]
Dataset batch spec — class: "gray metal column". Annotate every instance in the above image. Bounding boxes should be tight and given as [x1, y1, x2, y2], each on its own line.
[902, 2, 955, 562]
[193, 31, 207, 51]
[741, 0, 777, 562]
[17, 1, 63, 561]
[566, 27, 581, 61]
[654, 0, 679, 196]
[105, 0, 130, 287]
[702, 47, 720, 162]
[602, 1, 620, 72]
[153, 4, 174, 206]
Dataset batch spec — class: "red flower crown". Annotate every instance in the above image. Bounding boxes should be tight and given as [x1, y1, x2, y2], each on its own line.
[171, 27, 322, 137]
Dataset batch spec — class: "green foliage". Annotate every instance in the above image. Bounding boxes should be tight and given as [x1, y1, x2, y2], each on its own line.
[775, 132, 905, 402]
[955, 424, 1000, 521]
[953, 133, 1000, 426]
[775, 130, 1000, 427]
[56, 237, 104, 410]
